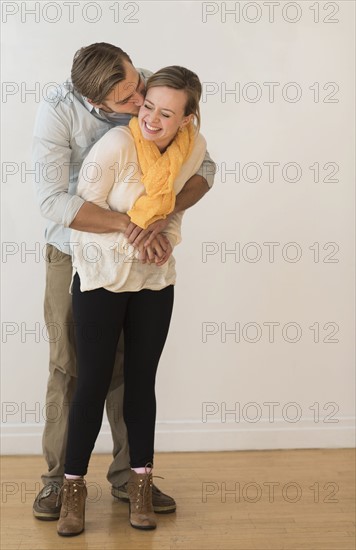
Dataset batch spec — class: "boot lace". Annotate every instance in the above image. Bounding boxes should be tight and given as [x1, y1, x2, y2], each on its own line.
[38, 481, 61, 501]
[133, 463, 163, 512]
[57, 479, 86, 512]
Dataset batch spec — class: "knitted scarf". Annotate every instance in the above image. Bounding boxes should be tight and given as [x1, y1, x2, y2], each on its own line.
[127, 117, 195, 229]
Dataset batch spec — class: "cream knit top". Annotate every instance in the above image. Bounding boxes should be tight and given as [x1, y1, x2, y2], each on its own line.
[70, 126, 207, 292]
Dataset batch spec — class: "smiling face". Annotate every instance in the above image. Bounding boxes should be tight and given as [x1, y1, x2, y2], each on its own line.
[138, 86, 193, 151]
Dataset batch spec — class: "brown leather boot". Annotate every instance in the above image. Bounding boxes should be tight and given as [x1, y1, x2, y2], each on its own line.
[127, 467, 156, 530]
[33, 481, 62, 520]
[57, 478, 87, 537]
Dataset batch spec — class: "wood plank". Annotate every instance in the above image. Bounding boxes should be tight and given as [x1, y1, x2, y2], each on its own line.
[0, 450, 354, 550]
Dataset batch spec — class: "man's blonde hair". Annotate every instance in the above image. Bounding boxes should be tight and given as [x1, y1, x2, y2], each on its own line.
[71, 43, 132, 103]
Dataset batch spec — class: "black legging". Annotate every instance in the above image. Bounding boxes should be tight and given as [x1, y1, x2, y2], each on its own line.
[64, 273, 174, 474]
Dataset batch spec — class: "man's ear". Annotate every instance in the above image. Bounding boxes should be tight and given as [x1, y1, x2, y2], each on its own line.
[87, 98, 102, 109]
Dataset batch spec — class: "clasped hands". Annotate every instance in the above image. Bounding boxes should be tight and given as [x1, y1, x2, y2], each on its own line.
[124, 216, 172, 266]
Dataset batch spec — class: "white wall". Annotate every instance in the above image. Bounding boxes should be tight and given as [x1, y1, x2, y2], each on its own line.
[1, 1, 355, 454]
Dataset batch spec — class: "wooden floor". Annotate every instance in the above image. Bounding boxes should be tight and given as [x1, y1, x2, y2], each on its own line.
[0, 450, 355, 550]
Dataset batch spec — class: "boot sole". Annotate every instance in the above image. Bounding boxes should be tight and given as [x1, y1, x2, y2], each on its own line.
[57, 529, 84, 537]
[130, 523, 156, 530]
[33, 510, 60, 521]
[129, 503, 157, 530]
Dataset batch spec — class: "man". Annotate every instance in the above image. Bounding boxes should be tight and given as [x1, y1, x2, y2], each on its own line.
[32, 42, 215, 520]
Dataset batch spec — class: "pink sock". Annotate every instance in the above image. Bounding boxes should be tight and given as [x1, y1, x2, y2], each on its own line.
[65, 474, 83, 480]
[132, 467, 152, 474]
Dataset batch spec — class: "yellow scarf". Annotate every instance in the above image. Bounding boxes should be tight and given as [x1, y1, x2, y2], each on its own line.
[127, 117, 195, 229]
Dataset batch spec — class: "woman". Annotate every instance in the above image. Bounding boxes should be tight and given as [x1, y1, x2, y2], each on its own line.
[57, 66, 207, 536]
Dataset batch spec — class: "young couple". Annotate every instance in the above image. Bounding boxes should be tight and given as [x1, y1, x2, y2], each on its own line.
[32, 43, 215, 536]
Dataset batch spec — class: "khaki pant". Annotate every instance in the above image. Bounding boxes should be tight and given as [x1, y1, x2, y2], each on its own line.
[41, 244, 130, 487]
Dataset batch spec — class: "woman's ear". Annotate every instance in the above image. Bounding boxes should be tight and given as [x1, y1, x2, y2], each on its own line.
[180, 114, 194, 129]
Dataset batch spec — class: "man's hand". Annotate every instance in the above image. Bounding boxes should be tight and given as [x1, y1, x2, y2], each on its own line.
[142, 218, 172, 247]
[124, 222, 149, 247]
[125, 173, 210, 247]
[137, 233, 172, 266]
[125, 216, 172, 248]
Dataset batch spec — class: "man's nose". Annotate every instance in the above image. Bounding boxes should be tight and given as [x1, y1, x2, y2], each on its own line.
[133, 91, 144, 106]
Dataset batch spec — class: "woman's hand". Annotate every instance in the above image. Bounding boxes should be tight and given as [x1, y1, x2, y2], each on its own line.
[137, 233, 172, 266]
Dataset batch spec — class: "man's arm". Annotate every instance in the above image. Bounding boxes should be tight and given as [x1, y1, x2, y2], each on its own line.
[174, 148, 216, 212]
[33, 98, 129, 235]
[124, 173, 209, 245]
[125, 150, 216, 246]
[173, 173, 209, 213]
[69, 202, 130, 233]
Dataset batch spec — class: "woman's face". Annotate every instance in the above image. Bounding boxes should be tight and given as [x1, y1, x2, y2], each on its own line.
[138, 86, 192, 151]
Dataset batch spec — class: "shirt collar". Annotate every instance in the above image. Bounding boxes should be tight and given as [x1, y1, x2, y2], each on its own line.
[82, 96, 99, 114]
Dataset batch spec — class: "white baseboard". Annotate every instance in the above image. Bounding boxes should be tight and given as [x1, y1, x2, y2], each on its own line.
[1, 418, 355, 454]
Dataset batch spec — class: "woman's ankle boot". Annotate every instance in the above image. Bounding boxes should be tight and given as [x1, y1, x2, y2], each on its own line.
[57, 478, 87, 536]
[127, 468, 157, 530]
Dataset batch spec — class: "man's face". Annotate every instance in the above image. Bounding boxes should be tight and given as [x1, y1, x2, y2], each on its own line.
[89, 61, 145, 115]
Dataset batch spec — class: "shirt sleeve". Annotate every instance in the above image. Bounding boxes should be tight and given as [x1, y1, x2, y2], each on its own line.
[32, 99, 85, 227]
[196, 149, 216, 189]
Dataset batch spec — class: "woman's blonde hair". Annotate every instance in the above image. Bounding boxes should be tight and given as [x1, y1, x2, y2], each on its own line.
[71, 43, 132, 104]
[146, 66, 202, 131]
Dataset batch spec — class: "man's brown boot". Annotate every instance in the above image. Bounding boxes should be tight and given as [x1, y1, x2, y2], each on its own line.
[127, 468, 156, 530]
[33, 481, 62, 520]
[112, 482, 176, 513]
[57, 478, 87, 537]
